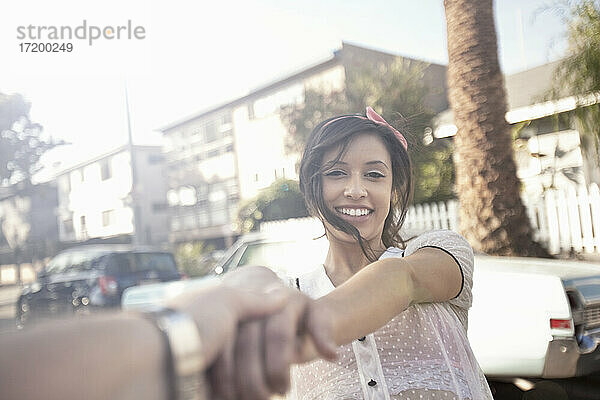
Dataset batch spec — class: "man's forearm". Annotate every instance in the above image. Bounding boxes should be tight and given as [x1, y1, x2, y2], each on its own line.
[0, 312, 168, 400]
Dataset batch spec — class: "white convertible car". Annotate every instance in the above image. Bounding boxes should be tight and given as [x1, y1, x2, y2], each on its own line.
[122, 232, 600, 381]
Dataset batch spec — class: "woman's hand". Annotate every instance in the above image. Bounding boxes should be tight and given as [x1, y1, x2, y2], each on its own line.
[210, 267, 338, 400]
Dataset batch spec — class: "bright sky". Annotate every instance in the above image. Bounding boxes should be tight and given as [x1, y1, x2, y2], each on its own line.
[1, 0, 569, 160]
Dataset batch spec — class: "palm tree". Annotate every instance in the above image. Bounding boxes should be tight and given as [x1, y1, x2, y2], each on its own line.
[444, 0, 548, 256]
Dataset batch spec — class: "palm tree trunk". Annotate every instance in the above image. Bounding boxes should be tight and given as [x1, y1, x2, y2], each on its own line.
[444, 0, 549, 256]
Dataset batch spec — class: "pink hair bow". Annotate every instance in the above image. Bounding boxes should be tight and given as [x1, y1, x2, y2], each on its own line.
[322, 107, 408, 150]
[365, 106, 408, 150]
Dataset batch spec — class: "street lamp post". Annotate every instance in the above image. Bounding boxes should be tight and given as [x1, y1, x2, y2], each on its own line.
[125, 86, 142, 245]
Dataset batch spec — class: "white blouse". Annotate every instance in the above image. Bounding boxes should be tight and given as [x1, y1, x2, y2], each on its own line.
[287, 230, 493, 400]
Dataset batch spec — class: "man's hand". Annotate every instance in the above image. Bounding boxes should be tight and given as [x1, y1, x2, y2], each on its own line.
[167, 270, 290, 371]
[209, 267, 337, 400]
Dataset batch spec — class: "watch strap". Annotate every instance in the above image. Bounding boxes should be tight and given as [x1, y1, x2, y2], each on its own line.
[142, 306, 208, 400]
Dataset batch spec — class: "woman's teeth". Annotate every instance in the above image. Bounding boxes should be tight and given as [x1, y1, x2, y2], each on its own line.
[337, 208, 372, 217]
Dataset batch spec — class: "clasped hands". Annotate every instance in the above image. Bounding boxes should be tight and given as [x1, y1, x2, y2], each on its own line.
[168, 266, 338, 400]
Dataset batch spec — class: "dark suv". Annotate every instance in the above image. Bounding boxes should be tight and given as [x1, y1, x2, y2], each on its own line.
[16, 245, 182, 327]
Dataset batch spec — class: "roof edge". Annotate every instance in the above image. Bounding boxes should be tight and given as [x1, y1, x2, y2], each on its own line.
[159, 53, 341, 133]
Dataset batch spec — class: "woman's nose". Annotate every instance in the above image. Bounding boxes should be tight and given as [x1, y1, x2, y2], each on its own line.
[344, 175, 367, 199]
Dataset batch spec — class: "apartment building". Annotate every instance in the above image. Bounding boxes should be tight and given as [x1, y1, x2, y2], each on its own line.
[161, 42, 449, 247]
[55, 145, 169, 245]
[162, 110, 239, 247]
[433, 60, 600, 199]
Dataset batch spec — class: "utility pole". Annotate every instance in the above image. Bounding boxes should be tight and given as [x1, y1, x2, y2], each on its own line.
[516, 8, 527, 71]
[125, 85, 142, 245]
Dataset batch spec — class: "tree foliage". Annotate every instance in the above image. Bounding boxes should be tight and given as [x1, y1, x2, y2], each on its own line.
[281, 89, 347, 155]
[554, 0, 600, 94]
[543, 1, 600, 150]
[281, 59, 455, 204]
[174, 241, 217, 278]
[0, 92, 56, 186]
[237, 179, 308, 233]
[411, 137, 455, 203]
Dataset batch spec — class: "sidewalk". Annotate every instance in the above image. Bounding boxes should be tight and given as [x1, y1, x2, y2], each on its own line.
[0, 285, 21, 321]
[0, 285, 21, 305]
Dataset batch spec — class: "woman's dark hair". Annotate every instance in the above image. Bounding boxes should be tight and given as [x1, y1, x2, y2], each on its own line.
[299, 113, 413, 262]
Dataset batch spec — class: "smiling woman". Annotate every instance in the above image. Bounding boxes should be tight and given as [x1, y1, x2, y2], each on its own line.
[277, 107, 495, 399]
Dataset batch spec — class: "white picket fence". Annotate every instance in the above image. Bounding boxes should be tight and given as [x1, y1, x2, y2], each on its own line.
[261, 183, 600, 255]
[402, 199, 460, 235]
[405, 184, 600, 254]
[524, 184, 600, 254]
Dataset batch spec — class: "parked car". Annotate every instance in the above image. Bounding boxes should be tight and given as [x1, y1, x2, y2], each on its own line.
[17, 244, 182, 327]
[122, 233, 600, 382]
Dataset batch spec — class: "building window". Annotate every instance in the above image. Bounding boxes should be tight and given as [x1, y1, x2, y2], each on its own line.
[178, 186, 197, 206]
[148, 154, 165, 165]
[523, 112, 573, 137]
[209, 182, 227, 205]
[152, 202, 168, 212]
[205, 122, 219, 143]
[102, 210, 114, 227]
[211, 207, 228, 225]
[197, 210, 209, 227]
[100, 159, 112, 181]
[170, 216, 181, 231]
[207, 149, 220, 158]
[80, 215, 87, 234]
[63, 218, 74, 234]
[197, 183, 209, 201]
[225, 178, 239, 197]
[183, 214, 197, 229]
[190, 125, 204, 139]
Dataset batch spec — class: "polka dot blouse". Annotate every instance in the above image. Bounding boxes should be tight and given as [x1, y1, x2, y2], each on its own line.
[287, 230, 493, 400]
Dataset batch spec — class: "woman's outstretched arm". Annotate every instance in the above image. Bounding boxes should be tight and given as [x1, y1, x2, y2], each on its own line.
[317, 231, 468, 346]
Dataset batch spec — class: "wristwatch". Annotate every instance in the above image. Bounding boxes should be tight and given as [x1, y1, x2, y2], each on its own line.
[142, 306, 208, 400]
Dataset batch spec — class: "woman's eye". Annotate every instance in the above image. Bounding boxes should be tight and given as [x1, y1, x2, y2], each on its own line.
[366, 171, 385, 178]
[324, 170, 345, 177]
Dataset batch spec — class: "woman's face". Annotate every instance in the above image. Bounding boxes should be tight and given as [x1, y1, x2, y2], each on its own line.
[320, 133, 393, 246]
